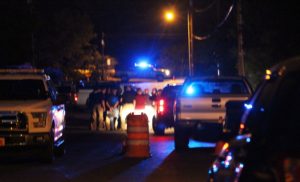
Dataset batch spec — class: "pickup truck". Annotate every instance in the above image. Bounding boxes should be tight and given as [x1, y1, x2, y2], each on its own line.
[174, 76, 253, 150]
[0, 69, 66, 162]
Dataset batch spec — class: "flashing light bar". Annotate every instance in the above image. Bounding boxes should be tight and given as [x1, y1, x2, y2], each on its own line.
[134, 62, 152, 68]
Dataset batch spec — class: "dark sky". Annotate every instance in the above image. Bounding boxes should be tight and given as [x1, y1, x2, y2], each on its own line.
[1, 0, 300, 73]
[66, 0, 300, 63]
[69, 0, 236, 66]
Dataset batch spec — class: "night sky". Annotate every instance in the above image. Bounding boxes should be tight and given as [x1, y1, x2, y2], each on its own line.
[1, 0, 300, 75]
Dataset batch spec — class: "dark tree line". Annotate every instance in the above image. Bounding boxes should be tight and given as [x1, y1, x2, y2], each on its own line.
[0, 0, 100, 81]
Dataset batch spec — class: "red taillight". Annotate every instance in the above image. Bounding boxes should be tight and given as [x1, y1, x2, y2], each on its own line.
[159, 99, 164, 106]
[74, 94, 78, 102]
[240, 123, 245, 130]
[158, 99, 164, 113]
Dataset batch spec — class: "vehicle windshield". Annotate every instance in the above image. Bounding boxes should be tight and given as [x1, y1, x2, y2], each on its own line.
[0, 79, 48, 100]
[183, 79, 250, 96]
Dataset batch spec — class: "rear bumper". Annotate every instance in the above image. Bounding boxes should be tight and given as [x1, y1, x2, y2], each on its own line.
[175, 120, 223, 142]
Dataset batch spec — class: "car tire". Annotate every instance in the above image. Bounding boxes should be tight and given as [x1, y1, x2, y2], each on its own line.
[174, 124, 189, 151]
[152, 117, 165, 135]
[55, 138, 66, 157]
[41, 124, 55, 163]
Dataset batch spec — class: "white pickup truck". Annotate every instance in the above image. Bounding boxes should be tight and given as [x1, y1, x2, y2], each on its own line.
[0, 69, 66, 162]
[174, 76, 253, 150]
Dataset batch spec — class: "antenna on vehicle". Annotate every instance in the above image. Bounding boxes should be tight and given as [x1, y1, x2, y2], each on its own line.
[217, 63, 221, 76]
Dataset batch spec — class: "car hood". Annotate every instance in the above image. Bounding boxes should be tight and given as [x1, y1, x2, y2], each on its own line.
[0, 99, 52, 112]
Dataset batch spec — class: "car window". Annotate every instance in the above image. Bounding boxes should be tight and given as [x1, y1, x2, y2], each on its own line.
[0, 79, 48, 100]
[268, 72, 300, 153]
[183, 79, 249, 96]
[244, 78, 279, 134]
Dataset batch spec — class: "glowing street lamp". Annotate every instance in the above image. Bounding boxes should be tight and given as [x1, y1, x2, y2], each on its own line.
[163, 2, 194, 76]
[164, 10, 175, 23]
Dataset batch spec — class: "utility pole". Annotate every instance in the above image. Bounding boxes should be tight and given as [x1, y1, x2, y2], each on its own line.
[237, 0, 245, 76]
[101, 32, 105, 81]
[187, 0, 194, 77]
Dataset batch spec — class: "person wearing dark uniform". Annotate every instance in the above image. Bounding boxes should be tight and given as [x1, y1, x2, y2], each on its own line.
[106, 88, 119, 130]
[120, 85, 136, 130]
[90, 87, 105, 131]
[133, 88, 147, 110]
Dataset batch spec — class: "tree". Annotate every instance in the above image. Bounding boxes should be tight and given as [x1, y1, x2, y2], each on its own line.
[36, 8, 96, 73]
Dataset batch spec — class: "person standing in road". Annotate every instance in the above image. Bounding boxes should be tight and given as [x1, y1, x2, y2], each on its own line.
[150, 88, 157, 105]
[143, 88, 151, 106]
[106, 87, 120, 131]
[120, 85, 136, 130]
[154, 89, 163, 110]
[89, 87, 104, 131]
[133, 88, 147, 111]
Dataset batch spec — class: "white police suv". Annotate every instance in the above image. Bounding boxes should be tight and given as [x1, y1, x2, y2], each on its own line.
[0, 69, 66, 162]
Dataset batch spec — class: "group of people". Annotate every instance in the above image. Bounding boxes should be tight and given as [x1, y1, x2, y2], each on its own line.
[87, 85, 162, 131]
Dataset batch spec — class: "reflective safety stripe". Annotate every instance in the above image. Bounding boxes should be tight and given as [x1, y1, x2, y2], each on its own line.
[127, 133, 149, 140]
[127, 120, 148, 127]
[127, 140, 149, 145]
[127, 127, 149, 133]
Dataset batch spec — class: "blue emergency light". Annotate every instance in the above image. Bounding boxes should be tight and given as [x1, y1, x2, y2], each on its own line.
[186, 86, 195, 95]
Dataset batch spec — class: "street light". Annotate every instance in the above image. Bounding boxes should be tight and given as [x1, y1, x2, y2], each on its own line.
[164, 10, 175, 23]
[164, 1, 194, 77]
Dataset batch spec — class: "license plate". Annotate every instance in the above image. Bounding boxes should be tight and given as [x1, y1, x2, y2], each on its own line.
[2, 120, 15, 123]
[0, 137, 5, 147]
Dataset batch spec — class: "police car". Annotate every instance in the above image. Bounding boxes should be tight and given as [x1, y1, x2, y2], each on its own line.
[114, 62, 172, 82]
[174, 76, 253, 150]
[0, 69, 66, 162]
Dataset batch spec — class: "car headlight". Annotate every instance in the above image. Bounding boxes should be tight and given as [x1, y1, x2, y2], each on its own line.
[31, 112, 47, 128]
[164, 69, 170, 76]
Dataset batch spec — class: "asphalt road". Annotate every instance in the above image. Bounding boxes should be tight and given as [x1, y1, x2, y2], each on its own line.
[0, 106, 216, 182]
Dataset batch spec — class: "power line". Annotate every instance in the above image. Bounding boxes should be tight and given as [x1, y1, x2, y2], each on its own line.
[194, 0, 235, 41]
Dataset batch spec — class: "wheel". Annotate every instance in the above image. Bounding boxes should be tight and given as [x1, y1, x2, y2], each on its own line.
[55, 137, 66, 157]
[174, 124, 189, 151]
[156, 75, 164, 82]
[41, 124, 55, 163]
[152, 117, 165, 135]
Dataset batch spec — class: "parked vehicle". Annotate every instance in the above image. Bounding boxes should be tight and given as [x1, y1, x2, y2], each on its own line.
[208, 57, 300, 182]
[115, 62, 172, 82]
[222, 100, 246, 138]
[0, 69, 66, 162]
[174, 76, 253, 150]
[56, 83, 78, 106]
[152, 84, 182, 135]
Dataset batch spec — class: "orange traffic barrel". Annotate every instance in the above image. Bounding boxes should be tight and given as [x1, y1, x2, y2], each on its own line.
[125, 113, 151, 158]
